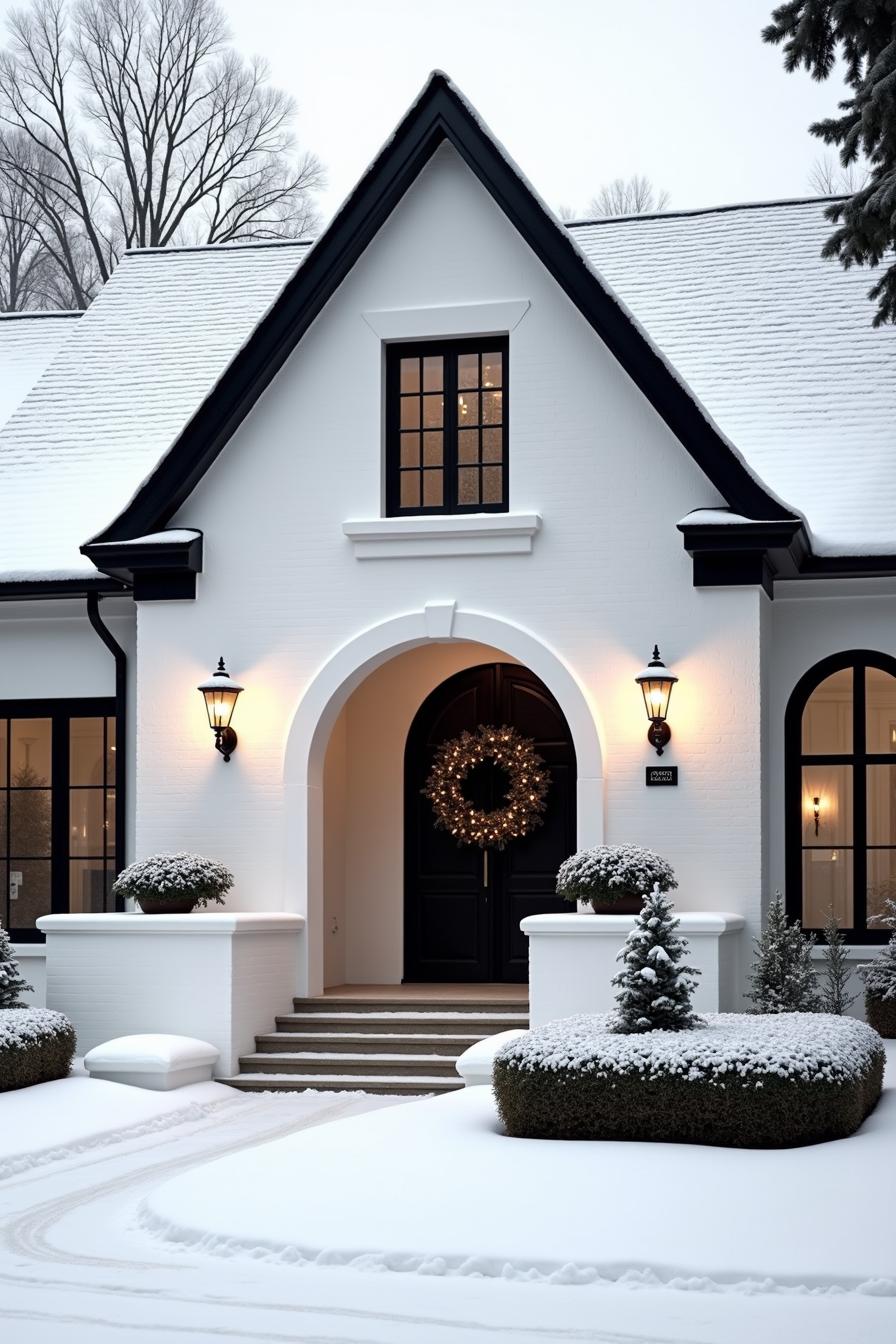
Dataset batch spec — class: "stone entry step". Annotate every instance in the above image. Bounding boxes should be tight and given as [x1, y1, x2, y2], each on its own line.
[223, 989, 529, 1096]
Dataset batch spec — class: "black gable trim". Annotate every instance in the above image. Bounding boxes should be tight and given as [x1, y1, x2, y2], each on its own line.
[89, 72, 793, 545]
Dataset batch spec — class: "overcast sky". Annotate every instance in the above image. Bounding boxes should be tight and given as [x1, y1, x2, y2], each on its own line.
[0, 0, 848, 223]
[221, 0, 846, 221]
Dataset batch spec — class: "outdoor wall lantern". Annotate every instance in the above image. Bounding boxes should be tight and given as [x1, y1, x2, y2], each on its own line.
[635, 645, 678, 757]
[198, 657, 243, 762]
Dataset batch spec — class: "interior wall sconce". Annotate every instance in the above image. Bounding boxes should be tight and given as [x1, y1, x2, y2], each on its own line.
[813, 796, 821, 836]
[198, 657, 243, 762]
[635, 645, 678, 757]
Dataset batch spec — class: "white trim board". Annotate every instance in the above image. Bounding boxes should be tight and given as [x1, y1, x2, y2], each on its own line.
[343, 513, 542, 559]
[361, 299, 530, 341]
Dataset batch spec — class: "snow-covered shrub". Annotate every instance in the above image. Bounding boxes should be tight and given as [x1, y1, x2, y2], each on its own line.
[859, 934, 896, 1037]
[746, 893, 821, 1013]
[111, 853, 234, 911]
[0, 1008, 76, 1092]
[0, 926, 32, 1008]
[556, 844, 676, 908]
[610, 885, 700, 1033]
[493, 1012, 884, 1147]
[819, 910, 857, 1015]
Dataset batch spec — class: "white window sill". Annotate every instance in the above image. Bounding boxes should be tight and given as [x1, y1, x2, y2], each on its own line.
[342, 513, 542, 559]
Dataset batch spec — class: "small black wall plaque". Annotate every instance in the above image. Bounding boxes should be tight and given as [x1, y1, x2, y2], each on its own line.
[646, 766, 678, 787]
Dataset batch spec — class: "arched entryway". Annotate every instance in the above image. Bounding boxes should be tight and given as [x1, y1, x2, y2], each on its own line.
[404, 663, 576, 983]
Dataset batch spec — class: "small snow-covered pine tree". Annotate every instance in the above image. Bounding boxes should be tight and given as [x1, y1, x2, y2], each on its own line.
[859, 933, 896, 1003]
[820, 909, 857, 1014]
[746, 893, 821, 1014]
[0, 926, 32, 1008]
[610, 884, 700, 1033]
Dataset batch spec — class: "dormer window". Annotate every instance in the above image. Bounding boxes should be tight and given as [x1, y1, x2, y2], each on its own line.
[386, 338, 508, 515]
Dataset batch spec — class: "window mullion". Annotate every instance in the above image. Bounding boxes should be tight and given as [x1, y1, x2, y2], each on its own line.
[445, 349, 458, 511]
[854, 662, 867, 935]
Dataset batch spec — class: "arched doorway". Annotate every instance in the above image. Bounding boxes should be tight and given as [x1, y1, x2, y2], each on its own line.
[404, 663, 576, 982]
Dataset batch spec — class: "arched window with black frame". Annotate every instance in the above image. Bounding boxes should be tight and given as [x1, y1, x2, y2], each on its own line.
[785, 651, 896, 944]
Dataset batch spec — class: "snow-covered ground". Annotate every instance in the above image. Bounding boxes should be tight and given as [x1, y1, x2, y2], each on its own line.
[2, 1061, 895, 1343]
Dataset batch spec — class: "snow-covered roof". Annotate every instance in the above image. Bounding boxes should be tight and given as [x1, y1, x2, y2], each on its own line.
[0, 241, 309, 579]
[570, 200, 896, 557]
[0, 311, 80, 430]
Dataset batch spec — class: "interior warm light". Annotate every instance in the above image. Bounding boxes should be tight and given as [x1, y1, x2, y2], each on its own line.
[197, 657, 243, 762]
[634, 646, 678, 757]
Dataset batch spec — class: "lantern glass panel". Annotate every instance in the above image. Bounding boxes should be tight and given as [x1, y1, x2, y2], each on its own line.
[203, 687, 239, 731]
[640, 676, 673, 722]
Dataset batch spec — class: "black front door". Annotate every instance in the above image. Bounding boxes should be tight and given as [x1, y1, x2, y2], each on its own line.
[404, 663, 576, 982]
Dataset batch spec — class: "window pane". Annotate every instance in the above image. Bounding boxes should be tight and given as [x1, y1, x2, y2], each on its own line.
[106, 790, 116, 857]
[482, 465, 503, 505]
[10, 790, 51, 857]
[70, 717, 104, 786]
[106, 717, 116, 786]
[0, 859, 6, 930]
[400, 473, 420, 509]
[69, 859, 111, 914]
[458, 392, 478, 425]
[422, 432, 443, 466]
[422, 395, 443, 428]
[801, 765, 852, 845]
[458, 467, 479, 505]
[802, 849, 853, 928]
[0, 799, 6, 853]
[11, 719, 51, 784]
[866, 667, 896, 754]
[400, 432, 419, 467]
[458, 429, 479, 464]
[801, 668, 852, 754]
[422, 470, 443, 508]
[70, 791, 104, 857]
[422, 355, 443, 392]
[482, 390, 503, 425]
[400, 397, 419, 430]
[482, 428, 502, 463]
[0, 721, 6, 788]
[867, 849, 896, 926]
[481, 351, 502, 388]
[867, 765, 896, 845]
[8, 860, 50, 930]
[400, 357, 420, 394]
[458, 353, 478, 389]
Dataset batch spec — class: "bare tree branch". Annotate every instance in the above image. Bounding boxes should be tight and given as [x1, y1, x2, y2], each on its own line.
[0, 0, 323, 308]
[807, 151, 869, 197]
[587, 174, 671, 218]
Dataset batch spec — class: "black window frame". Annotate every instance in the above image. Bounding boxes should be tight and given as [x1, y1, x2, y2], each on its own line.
[0, 698, 120, 944]
[785, 650, 896, 945]
[385, 336, 509, 517]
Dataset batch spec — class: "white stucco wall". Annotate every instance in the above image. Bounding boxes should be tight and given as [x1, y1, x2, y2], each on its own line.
[130, 141, 765, 994]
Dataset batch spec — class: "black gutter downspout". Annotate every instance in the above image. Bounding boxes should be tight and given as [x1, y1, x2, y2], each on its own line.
[87, 592, 127, 908]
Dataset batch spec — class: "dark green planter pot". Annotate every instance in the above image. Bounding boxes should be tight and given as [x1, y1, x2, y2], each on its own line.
[590, 893, 643, 915]
[866, 993, 896, 1038]
[137, 895, 197, 915]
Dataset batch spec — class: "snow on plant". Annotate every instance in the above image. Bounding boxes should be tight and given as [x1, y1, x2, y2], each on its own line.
[0, 926, 32, 1008]
[111, 854, 234, 907]
[859, 934, 896, 1003]
[556, 844, 676, 906]
[610, 884, 700, 1033]
[746, 893, 821, 1013]
[496, 1011, 883, 1087]
[1, 1007, 76, 1091]
[819, 909, 857, 1015]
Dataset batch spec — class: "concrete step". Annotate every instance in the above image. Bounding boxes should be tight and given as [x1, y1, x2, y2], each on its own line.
[222, 1073, 463, 1095]
[275, 1010, 529, 1035]
[239, 1051, 459, 1077]
[295, 995, 528, 1014]
[255, 1031, 484, 1055]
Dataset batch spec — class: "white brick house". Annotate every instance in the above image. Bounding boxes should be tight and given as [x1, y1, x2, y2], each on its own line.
[1, 74, 894, 1024]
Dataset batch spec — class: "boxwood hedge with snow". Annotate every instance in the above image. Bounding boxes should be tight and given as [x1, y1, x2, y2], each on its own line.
[0, 1008, 76, 1091]
[493, 1013, 884, 1148]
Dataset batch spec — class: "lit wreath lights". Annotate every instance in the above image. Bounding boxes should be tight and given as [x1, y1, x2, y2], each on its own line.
[423, 724, 551, 850]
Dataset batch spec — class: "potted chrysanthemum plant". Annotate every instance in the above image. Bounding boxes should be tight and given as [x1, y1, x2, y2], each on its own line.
[556, 844, 677, 914]
[111, 853, 234, 915]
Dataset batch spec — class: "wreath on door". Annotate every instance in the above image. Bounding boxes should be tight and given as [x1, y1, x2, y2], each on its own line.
[423, 724, 550, 850]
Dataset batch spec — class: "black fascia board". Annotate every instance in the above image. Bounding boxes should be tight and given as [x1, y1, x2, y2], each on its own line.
[0, 576, 129, 601]
[81, 531, 203, 601]
[88, 72, 792, 546]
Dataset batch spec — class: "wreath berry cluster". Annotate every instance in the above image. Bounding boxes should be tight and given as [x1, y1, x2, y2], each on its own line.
[423, 724, 550, 850]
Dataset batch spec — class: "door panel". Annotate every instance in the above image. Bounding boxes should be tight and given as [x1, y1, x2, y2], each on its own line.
[404, 664, 576, 982]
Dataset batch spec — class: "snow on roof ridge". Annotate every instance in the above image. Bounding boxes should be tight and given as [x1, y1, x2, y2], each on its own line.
[565, 195, 848, 229]
[123, 237, 314, 259]
[0, 309, 82, 320]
